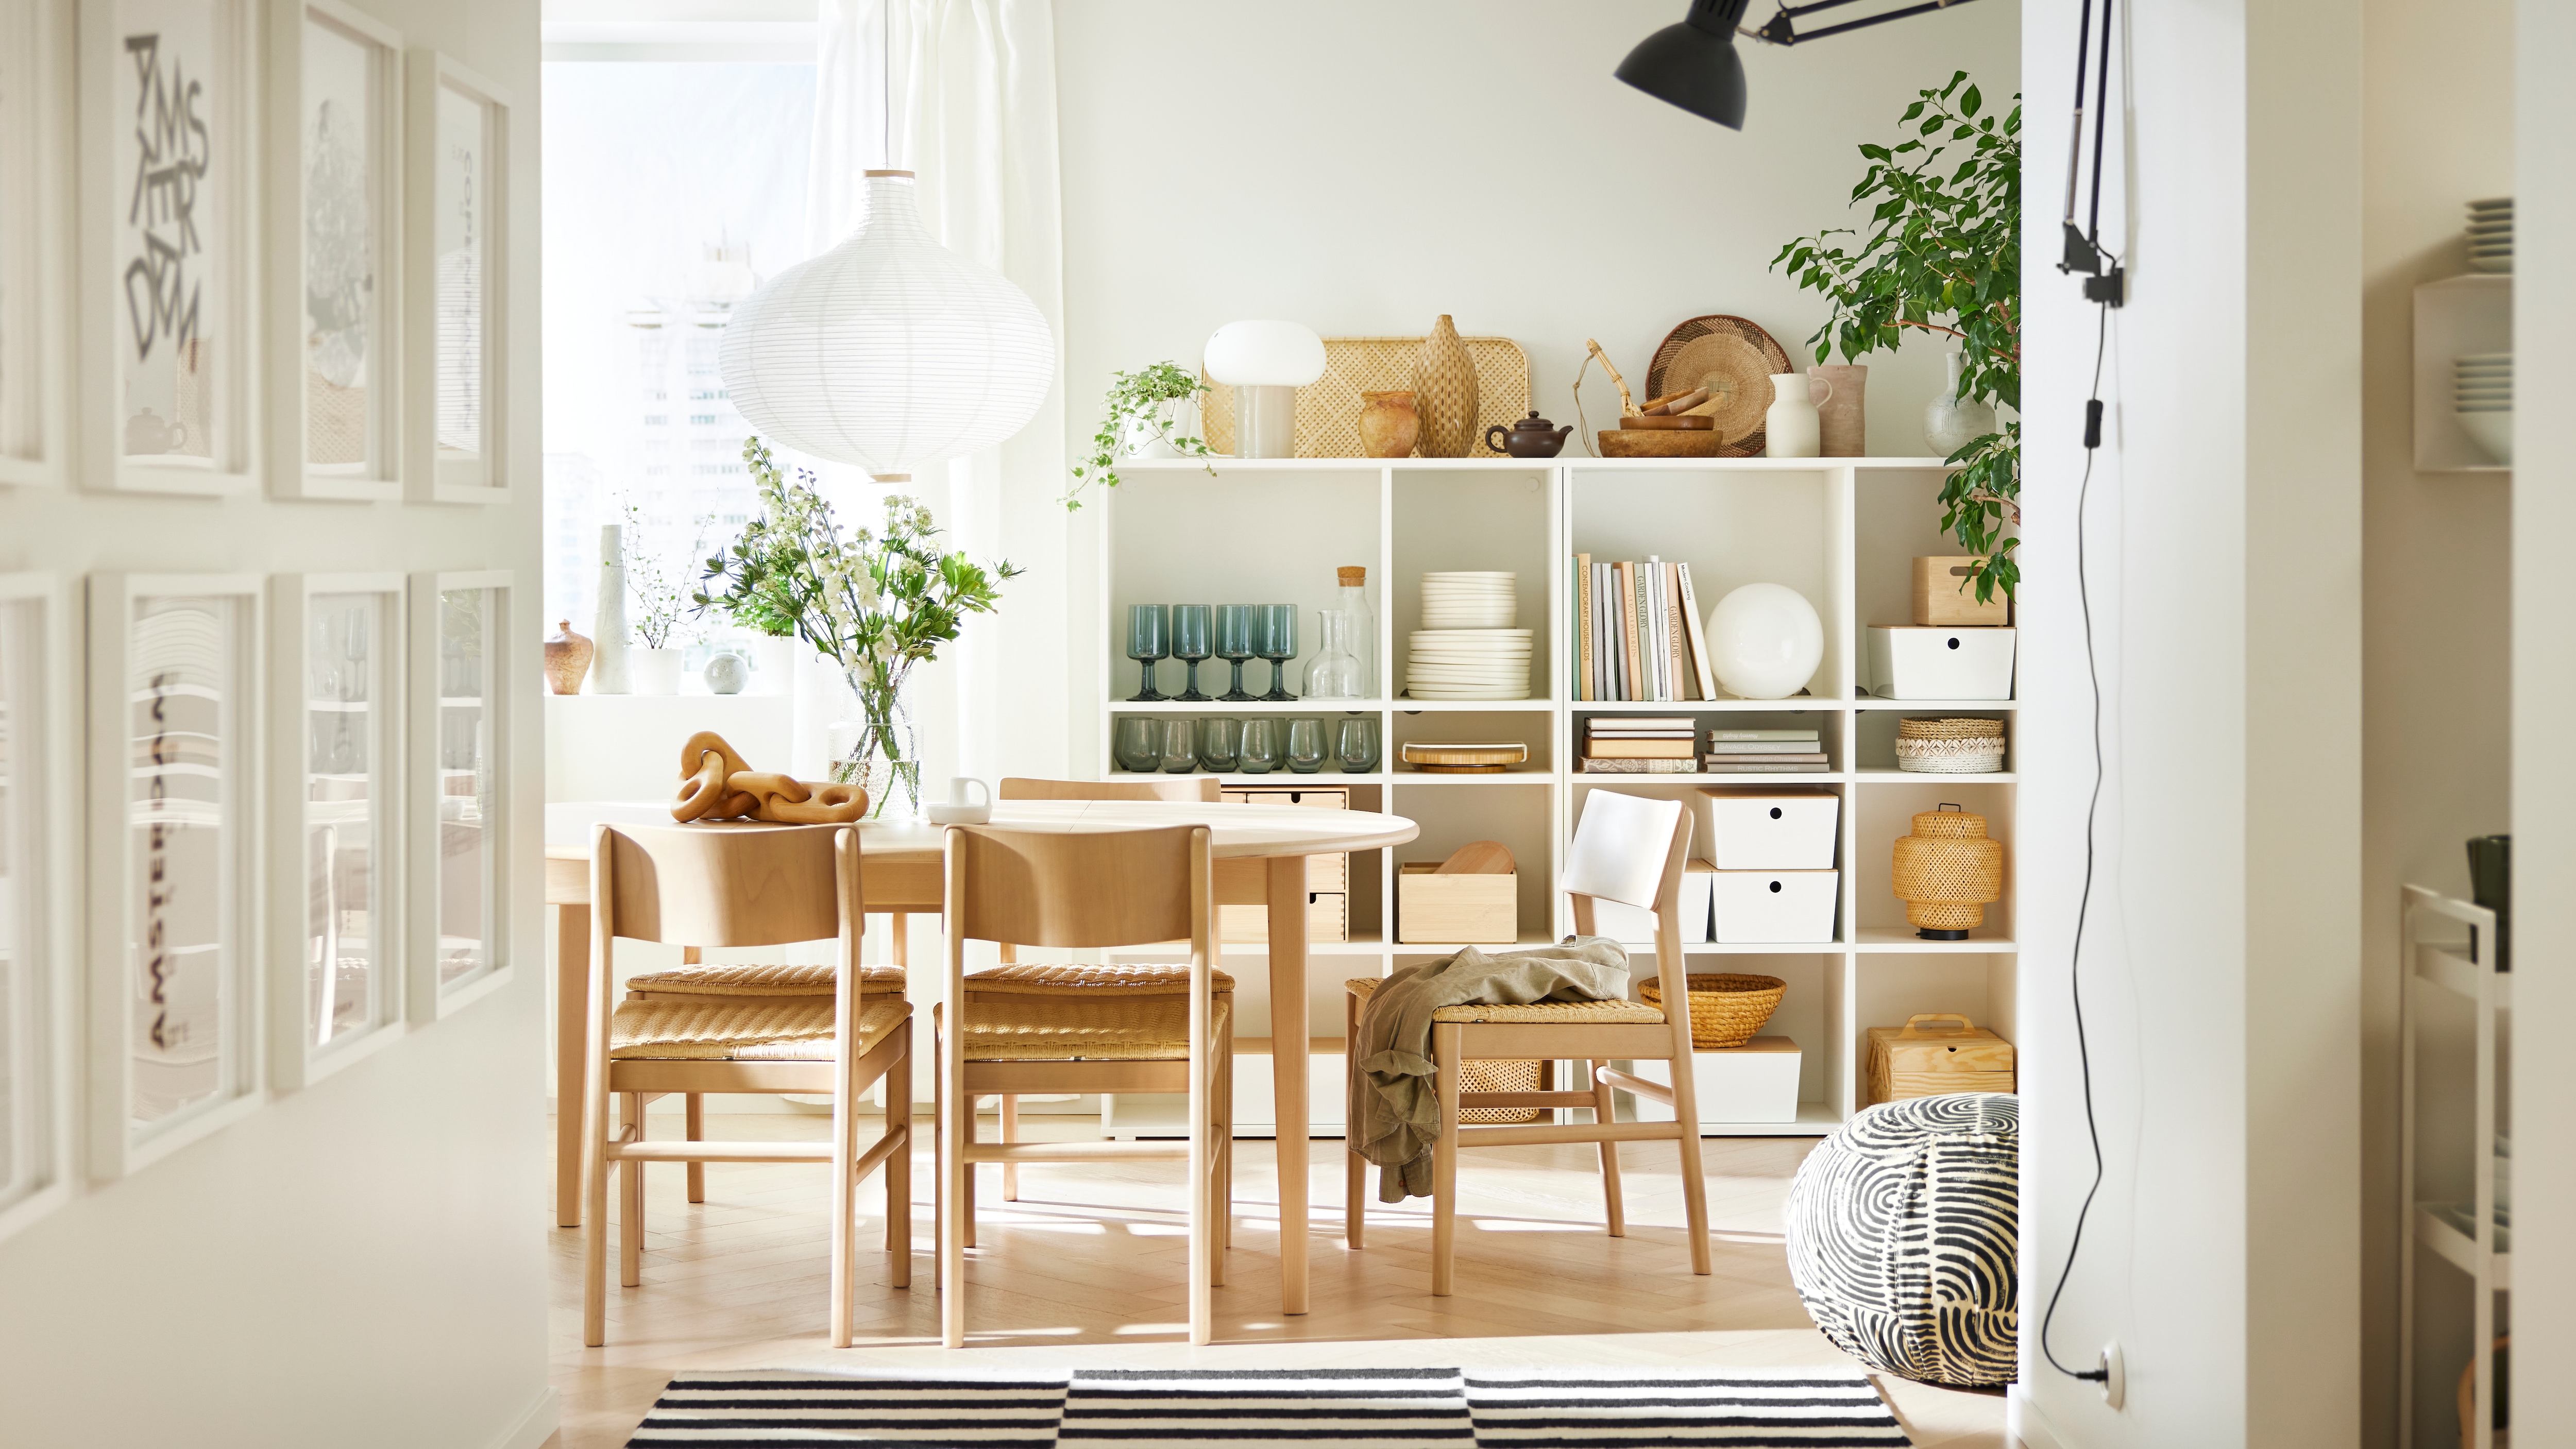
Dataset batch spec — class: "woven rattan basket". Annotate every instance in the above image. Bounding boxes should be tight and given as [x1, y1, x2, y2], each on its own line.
[1897, 717, 2006, 741]
[1640, 974, 1788, 1050]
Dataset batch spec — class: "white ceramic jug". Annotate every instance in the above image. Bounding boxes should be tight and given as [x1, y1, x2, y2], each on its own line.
[924, 776, 992, 826]
[1764, 373, 1831, 458]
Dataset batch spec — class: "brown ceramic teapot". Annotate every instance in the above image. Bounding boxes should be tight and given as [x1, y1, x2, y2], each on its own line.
[1484, 411, 1573, 458]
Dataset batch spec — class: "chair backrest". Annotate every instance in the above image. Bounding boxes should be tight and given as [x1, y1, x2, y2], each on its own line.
[1563, 790, 1690, 912]
[998, 776, 1221, 803]
[945, 824, 1208, 950]
[596, 822, 855, 948]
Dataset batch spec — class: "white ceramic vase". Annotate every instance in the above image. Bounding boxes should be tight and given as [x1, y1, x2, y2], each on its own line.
[590, 523, 631, 694]
[1923, 348, 1999, 456]
[1764, 373, 1827, 458]
[702, 652, 750, 695]
[630, 647, 683, 695]
[1116, 395, 1199, 459]
[751, 636, 799, 695]
[1704, 583, 1824, 700]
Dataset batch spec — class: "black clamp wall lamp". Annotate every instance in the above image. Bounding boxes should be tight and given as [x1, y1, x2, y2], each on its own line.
[1616, 0, 1985, 130]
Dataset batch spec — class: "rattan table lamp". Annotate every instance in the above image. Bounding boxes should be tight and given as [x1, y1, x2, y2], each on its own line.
[1891, 803, 2002, 941]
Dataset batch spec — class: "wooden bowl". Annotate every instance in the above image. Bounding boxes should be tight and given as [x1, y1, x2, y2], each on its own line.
[1598, 428, 1727, 458]
[1618, 415, 1714, 431]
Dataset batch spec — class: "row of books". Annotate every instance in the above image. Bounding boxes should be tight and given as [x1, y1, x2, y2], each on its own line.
[1572, 555, 1716, 702]
[1579, 719, 1827, 774]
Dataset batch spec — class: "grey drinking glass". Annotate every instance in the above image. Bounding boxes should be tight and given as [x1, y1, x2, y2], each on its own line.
[1239, 718, 1283, 775]
[1113, 716, 1160, 774]
[1159, 719, 1198, 774]
[1258, 603, 1300, 702]
[1286, 718, 1327, 774]
[1197, 718, 1242, 773]
[1335, 717, 1381, 773]
[1215, 604, 1259, 702]
[1125, 604, 1168, 702]
[1171, 604, 1213, 702]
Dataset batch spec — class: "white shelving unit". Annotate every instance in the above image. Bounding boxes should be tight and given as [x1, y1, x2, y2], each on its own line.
[2414, 275, 2512, 473]
[2398, 883, 2508, 1449]
[1095, 456, 2017, 1137]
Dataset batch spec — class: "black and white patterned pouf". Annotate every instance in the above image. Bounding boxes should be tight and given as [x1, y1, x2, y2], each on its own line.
[1785, 1093, 2019, 1387]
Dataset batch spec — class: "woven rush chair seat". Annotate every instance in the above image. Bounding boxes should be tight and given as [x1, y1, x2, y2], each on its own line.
[609, 996, 911, 1061]
[944, 992, 1232, 1062]
[965, 962, 1234, 996]
[624, 962, 906, 997]
[1345, 974, 1665, 1025]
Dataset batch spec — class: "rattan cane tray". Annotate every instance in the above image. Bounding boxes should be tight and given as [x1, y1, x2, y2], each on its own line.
[1201, 335, 1532, 459]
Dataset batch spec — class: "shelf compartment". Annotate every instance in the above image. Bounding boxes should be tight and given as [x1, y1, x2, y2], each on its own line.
[2412, 275, 2511, 474]
[1851, 927, 2018, 953]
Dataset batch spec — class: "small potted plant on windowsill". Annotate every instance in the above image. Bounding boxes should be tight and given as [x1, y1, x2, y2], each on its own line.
[622, 499, 693, 694]
[1061, 361, 1216, 510]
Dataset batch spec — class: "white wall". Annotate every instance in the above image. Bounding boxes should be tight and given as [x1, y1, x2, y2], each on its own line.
[2014, 0, 2362, 1445]
[0, 0, 552, 1443]
[1054, 0, 2021, 777]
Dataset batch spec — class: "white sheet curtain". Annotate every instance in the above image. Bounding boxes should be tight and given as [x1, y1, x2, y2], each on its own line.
[793, 0, 1070, 795]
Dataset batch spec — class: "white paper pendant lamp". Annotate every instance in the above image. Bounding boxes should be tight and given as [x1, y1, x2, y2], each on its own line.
[719, 170, 1055, 481]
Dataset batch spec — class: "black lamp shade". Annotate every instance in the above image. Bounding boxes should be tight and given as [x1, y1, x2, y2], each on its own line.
[1615, 0, 1753, 130]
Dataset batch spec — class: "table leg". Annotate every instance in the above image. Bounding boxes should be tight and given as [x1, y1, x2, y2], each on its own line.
[556, 901, 591, 1228]
[1267, 855, 1310, 1315]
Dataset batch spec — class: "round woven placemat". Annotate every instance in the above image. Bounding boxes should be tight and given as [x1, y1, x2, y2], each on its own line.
[1646, 315, 1792, 457]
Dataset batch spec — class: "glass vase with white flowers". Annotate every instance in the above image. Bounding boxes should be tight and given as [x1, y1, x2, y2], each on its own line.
[694, 439, 1022, 819]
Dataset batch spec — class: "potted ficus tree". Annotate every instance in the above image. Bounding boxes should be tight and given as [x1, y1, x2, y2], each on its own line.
[1061, 361, 1217, 510]
[1774, 71, 2021, 605]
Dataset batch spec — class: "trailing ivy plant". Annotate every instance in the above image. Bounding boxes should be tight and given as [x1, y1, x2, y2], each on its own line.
[1062, 361, 1215, 510]
[1773, 71, 2021, 603]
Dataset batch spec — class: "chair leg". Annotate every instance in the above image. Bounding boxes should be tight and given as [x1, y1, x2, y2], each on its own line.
[961, 1101, 978, 1250]
[1666, 1056, 1714, 1277]
[1343, 989, 1363, 1250]
[1000, 1094, 1020, 1201]
[1207, 1030, 1229, 1289]
[829, 1044, 859, 1350]
[931, 1030, 945, 1297]
[1219, 1030, 1235, 1258]
[620, 1092, 646, 1288]
[685, 1093, 706, 1204]
[1590, 1059, 1627, 1238]
[583, 1084, 612, 1346]
[886, 1021, 912, 1290]
[1431, 1024, 1463, 1297]
[939, 1038, 968, 1348]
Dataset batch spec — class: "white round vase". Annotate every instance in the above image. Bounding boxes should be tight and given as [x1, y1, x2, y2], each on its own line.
[1705, 583, 1824, 700]
[630, 647, 684, 696]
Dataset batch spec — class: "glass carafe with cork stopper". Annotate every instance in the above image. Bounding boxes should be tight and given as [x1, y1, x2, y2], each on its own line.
[1333, 565, 1375, 698]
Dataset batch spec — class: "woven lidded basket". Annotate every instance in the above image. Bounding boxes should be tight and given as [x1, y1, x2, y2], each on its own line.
[1640, 973, 1788, 1050]
[1897, 716, 2005, 740]
[1894, 736, 2006, 774]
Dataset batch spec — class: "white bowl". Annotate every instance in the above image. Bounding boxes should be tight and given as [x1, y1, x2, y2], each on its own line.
[2456, 409, 2512, 465]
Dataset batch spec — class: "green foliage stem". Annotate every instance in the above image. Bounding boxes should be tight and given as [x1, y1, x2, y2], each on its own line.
[1063, 361, 1215, 510]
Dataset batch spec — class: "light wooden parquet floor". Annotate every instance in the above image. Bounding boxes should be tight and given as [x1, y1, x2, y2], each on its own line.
[543, 1110, 2007, 1449]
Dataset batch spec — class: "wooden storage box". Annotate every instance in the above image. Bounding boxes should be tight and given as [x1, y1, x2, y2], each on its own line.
[1219, 893, 1349, 945]
[1865, 1013, 2016, 1106]
[1397, 862, 1517, 944]
[1912, 556, 2010, 627]
[1222, 786, 1349, 892]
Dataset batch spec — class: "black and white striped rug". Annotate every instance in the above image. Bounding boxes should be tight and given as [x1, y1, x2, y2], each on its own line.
[625, 1367, 1911, 1446]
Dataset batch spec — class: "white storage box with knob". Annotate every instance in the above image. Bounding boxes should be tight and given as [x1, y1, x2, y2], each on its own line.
[1702, 789, 1841, 870]
[1710, 869, 1840, 944]
[1866, 625, 2017, 700]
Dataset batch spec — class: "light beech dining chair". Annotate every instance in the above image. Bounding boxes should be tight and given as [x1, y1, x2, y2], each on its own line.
[936, 823, 1233, 1347]
[583, 823, 912, 1348]
[1344, 789, 1713, 1292]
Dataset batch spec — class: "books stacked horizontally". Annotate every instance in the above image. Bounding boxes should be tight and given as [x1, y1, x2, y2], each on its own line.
[1572, 554, 1717, 702]
[1582, 715, 1698, 774]
[1704, 727, 1827, 774]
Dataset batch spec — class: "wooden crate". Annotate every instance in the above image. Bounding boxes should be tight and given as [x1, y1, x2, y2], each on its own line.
[1396, 862, 1517, 944]
[1222, 786, 1350, 892]
[1911, 556, 2010, 627]
[1865, 1014, 2015, 1106]
[1220, 892, 1348, 945]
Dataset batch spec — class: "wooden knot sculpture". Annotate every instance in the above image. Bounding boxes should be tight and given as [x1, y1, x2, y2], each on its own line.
[671, 730, 870, 825]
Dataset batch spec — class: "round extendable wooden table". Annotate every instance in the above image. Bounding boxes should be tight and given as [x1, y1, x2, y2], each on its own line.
[544, 797, 1418, 1316]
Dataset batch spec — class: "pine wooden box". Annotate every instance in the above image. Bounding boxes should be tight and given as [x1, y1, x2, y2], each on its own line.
[1219, 893, 1349, 945]
[1222, 786, 1350, 892]
[1865, 1014, 2016, 1106]
[1397, 863, 1518, 944]
[1911, 556, 2009, 627]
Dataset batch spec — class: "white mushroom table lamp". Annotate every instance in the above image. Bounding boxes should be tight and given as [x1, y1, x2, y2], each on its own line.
[1204, 320, 1327, 459]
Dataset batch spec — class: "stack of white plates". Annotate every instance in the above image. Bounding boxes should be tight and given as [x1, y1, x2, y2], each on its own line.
[1406, 629, 1532, 700]
[1420, 572, 1517, 630]
[2455, 352, 2512, 465]
[2467, 197, 2512, 274]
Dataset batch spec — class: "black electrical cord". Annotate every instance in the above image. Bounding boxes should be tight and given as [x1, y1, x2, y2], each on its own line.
[2036, 299, 2114, 1386]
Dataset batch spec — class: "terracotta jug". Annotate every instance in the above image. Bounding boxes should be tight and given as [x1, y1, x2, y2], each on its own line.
[1358, 390, 1421, 458]
[1410, 315, 1480, 457]
[545, 620, 595, 695]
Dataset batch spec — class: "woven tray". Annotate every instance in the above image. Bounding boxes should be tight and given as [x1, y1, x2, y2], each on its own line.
[1201, 335, 1531, 459]
[1640, 974, 1787, 1050]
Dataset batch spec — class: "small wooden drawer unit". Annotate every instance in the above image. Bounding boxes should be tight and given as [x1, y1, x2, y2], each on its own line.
[1397, 862, 1518, 944]
[1222, 787, 1349, 893]
[1219, 894, 1349, 945]
[1865, 1013, 2016, 1106]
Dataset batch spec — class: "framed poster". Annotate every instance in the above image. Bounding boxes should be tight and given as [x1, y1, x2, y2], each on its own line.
[80, 0, 262, 496]
[0, 0, 73, 490]
[0, 574, 77, 1242]
[87, 574, 262, 1178]
[268, 0, 404, 501]
[270, 573, 403, 1088]
[404, 52, 509, 503]
[409, 570, 507, 1018]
